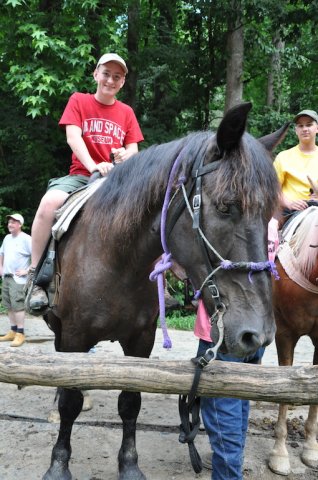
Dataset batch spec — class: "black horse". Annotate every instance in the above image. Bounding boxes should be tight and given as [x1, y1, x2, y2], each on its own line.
[43, 103, 288, 480]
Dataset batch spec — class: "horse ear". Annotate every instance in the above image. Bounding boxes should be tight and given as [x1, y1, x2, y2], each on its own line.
[258, 122, 291, 153]
[216, 102, 252, 153]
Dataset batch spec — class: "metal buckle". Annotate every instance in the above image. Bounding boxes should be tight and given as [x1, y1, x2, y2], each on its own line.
[192, 194, 201, 210]
[208, 283, 219, 298]
[198, 355, 210, 368]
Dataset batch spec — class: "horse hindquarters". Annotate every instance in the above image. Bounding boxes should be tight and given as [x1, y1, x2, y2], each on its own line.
[43, 389, 84, 480]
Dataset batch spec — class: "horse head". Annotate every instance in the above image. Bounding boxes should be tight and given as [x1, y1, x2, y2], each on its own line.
[168, 103, 289, 357]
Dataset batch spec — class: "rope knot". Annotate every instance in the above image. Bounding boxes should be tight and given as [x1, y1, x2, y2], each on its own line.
[149, 253, 173, 282]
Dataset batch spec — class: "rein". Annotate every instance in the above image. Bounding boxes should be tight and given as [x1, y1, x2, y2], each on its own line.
[150, 146, 279, 473]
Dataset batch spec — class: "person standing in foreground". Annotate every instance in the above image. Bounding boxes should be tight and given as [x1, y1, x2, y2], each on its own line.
[274, 109, 318, 220]
[0, 214, 31, 347]
[25, 53, 144, 314]
[194, 222, 278, 479]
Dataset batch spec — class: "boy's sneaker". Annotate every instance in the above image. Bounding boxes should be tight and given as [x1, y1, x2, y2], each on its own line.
[29, 285, 49, 309]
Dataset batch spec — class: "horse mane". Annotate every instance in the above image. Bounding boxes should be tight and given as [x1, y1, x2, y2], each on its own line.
[289, 209, 318, 277]
[82, 130, 279, 245]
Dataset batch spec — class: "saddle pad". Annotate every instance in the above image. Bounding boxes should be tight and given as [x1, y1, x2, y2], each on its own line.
[278, 242, 318, 294]
[282, 206, 318, 243]
[52, 176, 107, 241]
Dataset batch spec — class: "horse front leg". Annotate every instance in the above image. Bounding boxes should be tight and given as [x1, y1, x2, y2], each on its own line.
[118, 391, 146, 480]
[301, 344, 318, 468]
[43, 388, 84, 480]
[301, 404, 318, 468]
[268, 404, 290, 475]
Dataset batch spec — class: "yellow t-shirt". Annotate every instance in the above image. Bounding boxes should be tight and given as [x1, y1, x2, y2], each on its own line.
[274, 145, 318, 201]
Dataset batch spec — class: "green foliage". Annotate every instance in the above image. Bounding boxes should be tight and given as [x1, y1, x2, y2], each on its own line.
[0, 206, 11, 239]
[0, 0, 317, 226]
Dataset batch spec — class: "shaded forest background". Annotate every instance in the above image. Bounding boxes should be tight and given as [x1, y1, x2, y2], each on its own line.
[0, 0, 318, 236]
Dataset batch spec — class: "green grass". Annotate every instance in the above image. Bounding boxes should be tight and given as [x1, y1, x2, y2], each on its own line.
[161, 310, 195, 331]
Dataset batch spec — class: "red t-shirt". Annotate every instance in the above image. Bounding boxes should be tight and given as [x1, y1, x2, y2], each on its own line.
[59, 92, 144, 176]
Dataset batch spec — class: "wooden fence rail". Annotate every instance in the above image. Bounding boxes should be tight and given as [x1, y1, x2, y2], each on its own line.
[0, 351, 317, 404]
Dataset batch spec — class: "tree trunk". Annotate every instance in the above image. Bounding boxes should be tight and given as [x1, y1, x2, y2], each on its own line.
[224, 0, 244, 112]
[267, 34, 284, 110]
[125, 0, 141, 109]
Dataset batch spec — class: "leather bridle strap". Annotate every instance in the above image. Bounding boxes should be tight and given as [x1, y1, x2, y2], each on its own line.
[177, 159, 225, 474]
[191, 158, 224, 310]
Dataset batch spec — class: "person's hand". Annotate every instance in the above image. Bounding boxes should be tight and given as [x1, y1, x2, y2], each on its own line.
[310, 192, 318, 201]
[93, 161, 114, 177]
[111, 147, 127, 163]
[15, 269, 28, 277]
[284, 198, 308, 211]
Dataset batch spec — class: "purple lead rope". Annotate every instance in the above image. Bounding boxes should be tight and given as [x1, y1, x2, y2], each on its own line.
[149, 148, 187, 349]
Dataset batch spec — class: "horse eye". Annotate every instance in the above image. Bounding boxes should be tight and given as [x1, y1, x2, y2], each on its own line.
[216, 203, 230, 214]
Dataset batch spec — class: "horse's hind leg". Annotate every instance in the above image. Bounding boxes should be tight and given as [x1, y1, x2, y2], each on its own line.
[118, 391, 146, 480]
[301, 343, 318, 467]
[43, 388, 84, 480]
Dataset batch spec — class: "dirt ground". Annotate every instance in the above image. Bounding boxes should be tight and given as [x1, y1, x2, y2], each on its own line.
[0, 314, 317, 480]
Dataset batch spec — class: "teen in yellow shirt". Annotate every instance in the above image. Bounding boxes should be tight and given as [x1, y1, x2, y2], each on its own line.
[274, 109, 318, 212]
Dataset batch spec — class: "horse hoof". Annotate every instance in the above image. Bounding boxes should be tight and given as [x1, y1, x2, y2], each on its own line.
[301, 447, 318, 468]
[268, 454, 290, 476]
[118, 466, 146, 480]
[82, 391, 93, 411]
[47, 410, 60, 423]
[43, 467, 72, 480]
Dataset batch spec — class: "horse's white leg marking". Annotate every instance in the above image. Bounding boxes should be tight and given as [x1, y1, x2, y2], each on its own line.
[268, 404, 290, 475]
[301, 404, 318, 468]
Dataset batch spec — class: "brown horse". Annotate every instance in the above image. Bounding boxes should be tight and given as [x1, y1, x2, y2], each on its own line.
[42, 103, 288, 480]
[269, 207, 318, 475]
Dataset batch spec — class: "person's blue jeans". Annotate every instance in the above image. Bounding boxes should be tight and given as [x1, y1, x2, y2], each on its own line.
[197, 339, 264, 480]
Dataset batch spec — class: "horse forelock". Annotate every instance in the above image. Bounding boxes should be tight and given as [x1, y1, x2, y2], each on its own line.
[289, 209, 318, 277]
[206, 132, 279, 217]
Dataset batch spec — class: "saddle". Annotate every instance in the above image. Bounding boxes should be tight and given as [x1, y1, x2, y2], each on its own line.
[33, 176, 106, 310]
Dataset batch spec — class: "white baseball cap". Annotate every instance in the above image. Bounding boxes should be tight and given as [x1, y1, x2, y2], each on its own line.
[6, 213, 24, 225]
[96, 53, 128, 74]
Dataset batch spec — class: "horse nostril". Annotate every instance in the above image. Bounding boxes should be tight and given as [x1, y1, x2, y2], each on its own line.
[240, 331, 262, 352]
